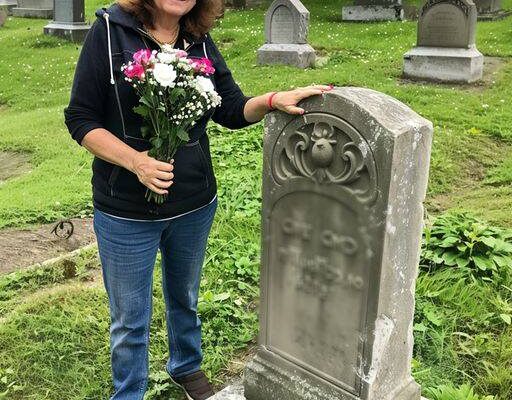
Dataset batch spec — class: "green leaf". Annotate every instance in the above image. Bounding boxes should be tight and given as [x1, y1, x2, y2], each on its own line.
[441, 251, 459, 266]
[176, 127, 190, 142]
[133, 105, 149, 117]
[456, 257, 470, 268]
[481, 236, 496, 248]
[439, 236, 459, 248]
[472, 255, 493, 271]
[499, 314, 511, 325]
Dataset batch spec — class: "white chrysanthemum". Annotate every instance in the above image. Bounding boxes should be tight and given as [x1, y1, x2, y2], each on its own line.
[157, 52, 176, 64]
[161, 44, 176, 53]
[195, 76, 215, 93]
[152, 63, 177, 87]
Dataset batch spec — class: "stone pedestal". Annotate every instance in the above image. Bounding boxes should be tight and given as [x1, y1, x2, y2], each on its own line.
[43, 0, 90, 42]
[0, 0, 17, 15]
[12, 0, 52, 18]
[403, 46, 483, 83]
[243, 87, 433, 400]
[257, 43, 316, 69]
[209, 380, 430, 400]
[257, 0, 315, 69]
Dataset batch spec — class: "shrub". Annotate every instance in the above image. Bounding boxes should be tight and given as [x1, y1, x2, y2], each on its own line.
[425, 383, 495, 400]
[421, 212, 512, 281]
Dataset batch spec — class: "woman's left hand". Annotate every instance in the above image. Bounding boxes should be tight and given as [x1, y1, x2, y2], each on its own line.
[271, 85, 334, 115]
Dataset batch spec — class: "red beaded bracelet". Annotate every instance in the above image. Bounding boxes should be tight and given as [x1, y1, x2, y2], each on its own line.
[267, 92, 278, 111]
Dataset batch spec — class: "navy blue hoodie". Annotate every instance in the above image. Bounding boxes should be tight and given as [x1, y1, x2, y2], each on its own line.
[64, 4, 255, 220]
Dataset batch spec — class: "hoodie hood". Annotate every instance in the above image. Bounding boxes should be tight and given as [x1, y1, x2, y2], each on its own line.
[95, 4, 206, 45]
[95, 4, 206, 86]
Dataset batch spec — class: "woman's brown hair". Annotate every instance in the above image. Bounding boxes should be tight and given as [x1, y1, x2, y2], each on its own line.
[117, 0, 224, 39]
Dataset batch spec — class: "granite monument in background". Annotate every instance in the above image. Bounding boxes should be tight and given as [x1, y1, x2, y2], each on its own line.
[342, 0, 417, 21]
[403, 0, 484, 83]
[474, 0, 511, 20]
[0, 0, 17, 15]
[257, 0, 315, 69]
[12, 0, 52, 18]
[239, 87, 433, 400]
[225, 0, 266, 8]
[43, 0, 90, 42]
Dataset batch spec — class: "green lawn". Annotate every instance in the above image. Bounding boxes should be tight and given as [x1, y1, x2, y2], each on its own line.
[0, 1, 511, 399]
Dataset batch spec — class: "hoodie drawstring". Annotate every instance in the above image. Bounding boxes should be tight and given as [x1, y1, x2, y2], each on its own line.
[103, 12, 115, 85]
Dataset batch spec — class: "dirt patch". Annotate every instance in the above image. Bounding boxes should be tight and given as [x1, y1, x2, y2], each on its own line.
[0, 150, 32, 182]
[0, 217, 96, 275]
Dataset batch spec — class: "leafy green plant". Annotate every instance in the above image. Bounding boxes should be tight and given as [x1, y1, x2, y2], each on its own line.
[425, 384, 495, 400]
[421, 213, 512, 280]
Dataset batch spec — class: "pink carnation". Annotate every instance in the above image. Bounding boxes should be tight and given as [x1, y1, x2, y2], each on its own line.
[176, 50, 188, 58]
[133, 49, 153, 65]
[191, 57, 215, 75]
[124, 63, 145, 80]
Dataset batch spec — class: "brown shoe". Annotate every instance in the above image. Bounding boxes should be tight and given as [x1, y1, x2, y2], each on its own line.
[170, 370, 215, 400]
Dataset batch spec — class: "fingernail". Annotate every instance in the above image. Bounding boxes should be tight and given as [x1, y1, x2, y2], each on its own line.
[328, 84, 334, 89]
[300, 110, 305, 115]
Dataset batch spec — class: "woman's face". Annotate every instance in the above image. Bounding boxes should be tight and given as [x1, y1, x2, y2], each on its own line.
[153, 0, 197, 18]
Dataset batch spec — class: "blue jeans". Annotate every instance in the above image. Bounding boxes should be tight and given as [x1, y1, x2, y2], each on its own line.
[92, 197, 217, 400]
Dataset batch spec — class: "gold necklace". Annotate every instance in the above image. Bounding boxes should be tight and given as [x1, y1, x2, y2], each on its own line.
[144, 24, 180, 46]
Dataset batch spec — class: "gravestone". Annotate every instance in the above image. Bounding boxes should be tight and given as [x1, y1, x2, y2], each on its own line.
[12, 0, 52, 18]
[257, 0, 315, 69]
[240, 87, 433, 400]
[474, 0, 512, 20]
[43, 0, 90, 42]
[342, 0, 417, 21]
[403, 0, 484, 83]
[0, 0, 17, 16]
[0, 7, 6, 25]
[226, 0, 266, 8]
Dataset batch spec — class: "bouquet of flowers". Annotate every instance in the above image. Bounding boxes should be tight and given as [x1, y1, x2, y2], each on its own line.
[122, 45, 222, 204]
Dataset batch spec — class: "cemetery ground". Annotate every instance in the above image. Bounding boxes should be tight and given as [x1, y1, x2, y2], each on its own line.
[0, 0, 511, 399]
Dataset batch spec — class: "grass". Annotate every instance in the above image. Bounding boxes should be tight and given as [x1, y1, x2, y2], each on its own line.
[0, 0, 512, 399]
[0, 0, 511, 228]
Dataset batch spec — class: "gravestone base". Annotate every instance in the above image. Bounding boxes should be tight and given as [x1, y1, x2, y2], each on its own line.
[44, 21, 90, 42]
[243, 347, 422, 400]
[342, 4, 405, 21]
[12, 7, 52, 18]
[257, 43, 315, 68]
[0, 1, 17, 15]
[403, 46, 484, 83]
[210, 380, 430, 400]
[477, 9, 512, 20]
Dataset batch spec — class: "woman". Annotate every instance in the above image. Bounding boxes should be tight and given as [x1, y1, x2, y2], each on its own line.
[64, 0, 331, 399]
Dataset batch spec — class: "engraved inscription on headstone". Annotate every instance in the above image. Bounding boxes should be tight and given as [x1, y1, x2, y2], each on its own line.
[269, 5, 294, 44]
[244, 87, 433, 400]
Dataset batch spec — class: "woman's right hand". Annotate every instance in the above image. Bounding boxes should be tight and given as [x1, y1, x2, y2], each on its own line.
[131, 151, 174, 195]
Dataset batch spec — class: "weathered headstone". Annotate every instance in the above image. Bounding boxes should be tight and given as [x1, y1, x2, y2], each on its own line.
[43, 0, 90, 42]
[403, 0, 484, 83]
[226, 0, 266, 8]
[0, 0, 17, 16]
[257, 0, 315, 69]
[342, 0, 417, 21]
[240, 87, 433, 400]
[473, 0, 512, 20]
[12, 0, 52, 18]
[0, 7, 6, 25]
